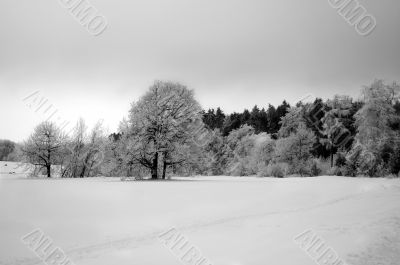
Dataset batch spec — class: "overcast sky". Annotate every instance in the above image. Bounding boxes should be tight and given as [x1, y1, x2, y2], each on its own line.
[0, 0, 399, 142]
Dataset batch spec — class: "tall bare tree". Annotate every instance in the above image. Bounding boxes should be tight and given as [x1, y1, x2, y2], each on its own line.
[79, 121, 105, 178]
[66, 118, 87, 178]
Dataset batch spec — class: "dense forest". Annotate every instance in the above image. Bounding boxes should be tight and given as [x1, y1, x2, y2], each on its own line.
[3, 79, 400, 179]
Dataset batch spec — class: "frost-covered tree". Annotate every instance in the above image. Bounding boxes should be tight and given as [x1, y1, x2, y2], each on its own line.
[224, 125, 262, 176]
[125, 81, 203, 179]
[79, 121, 106, 178]
[278, 107, 305, 138]
[22, 121, 66, 178]
[60, 119, 106, 178]
[275, 124, 316, 176]
[321, 96, 353, 167]
[66, 118, 87, 178]
[202, 129, 226, 175]
[349, 80, 400, 176]
[355, 80, 398, 148]
[101, 133, 125, 177]
[253, 133, 276, 176]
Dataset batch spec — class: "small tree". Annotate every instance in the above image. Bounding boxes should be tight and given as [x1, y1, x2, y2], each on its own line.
[224, 125, 255, 175]
[349, 80, 400, 176]
[61, 119, 106, 178]
[79, 121, 106, 178]
[321, 98, 351, 168]
[203, 129, 227, 175]
[66, 118, 87, 178]
[276, 124, 316, 176]
[255, 134, 276, 174]
[22, 122, 65, 178]
[278, 107, 305, 138]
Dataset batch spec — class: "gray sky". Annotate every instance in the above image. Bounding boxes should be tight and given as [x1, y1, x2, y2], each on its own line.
[0, 0, 399, 142]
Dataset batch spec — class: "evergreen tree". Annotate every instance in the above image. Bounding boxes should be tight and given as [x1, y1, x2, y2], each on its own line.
[266, 104, 279, 135]
[321, 96, 353, 167]
[222, 113, 242, 136]
[215, 108, 225, 129]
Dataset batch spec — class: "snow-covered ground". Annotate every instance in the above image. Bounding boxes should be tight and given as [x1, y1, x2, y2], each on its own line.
[0, 161, 61, 179]
[0, 161, 34, 178]
[0, 175, 399, 265]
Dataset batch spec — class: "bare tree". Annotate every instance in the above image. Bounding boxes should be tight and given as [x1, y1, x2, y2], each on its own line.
[65, 118, 87, 178]
[22, 121, 65, 178]
[79, 121, 105, 178]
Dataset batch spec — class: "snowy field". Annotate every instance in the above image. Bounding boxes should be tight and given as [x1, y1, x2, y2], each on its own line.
[0, 161, 34, 177]
[0, 172, 400, 265]
[0, 161, 58, 179]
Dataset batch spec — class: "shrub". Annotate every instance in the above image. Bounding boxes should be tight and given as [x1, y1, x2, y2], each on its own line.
[327, 166, 353, 176]
[257, 165, 268, 177]
[229, 161, 248, 176]
[258, 162, 288, 178]
[314, 158, 330, 176]
[269, 163, 285, 178]
[334, 166, 354, 176]
[288, 158, 311, 176]
[345, 145, 362, 177]
[387, 144, 400, 175]
[310, 160, 322, 177]
[327, 166, 338, 176]
[335, 151, 347, 167]
[255, 135, 276, 173]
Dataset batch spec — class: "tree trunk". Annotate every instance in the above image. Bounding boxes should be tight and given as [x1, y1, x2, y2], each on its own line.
[162, 160, 167, 180]
[151, 152, 158, 179]
[80, 166, 86, 178]
[80, 154, 90, 178]
[46, 164, 51, 178]
[330, 147, 334, 168]
[47, 149, 51, 178]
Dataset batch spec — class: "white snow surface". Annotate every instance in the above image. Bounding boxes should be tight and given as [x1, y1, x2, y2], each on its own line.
[0, 173, 400, 265]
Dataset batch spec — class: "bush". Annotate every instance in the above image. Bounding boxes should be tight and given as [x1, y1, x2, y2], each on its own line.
[387, 146, 400, 175]
[288, 158, 311, 176]
[310, 160, 322, 177]
[345, 145, 362, 177]
[386, 174, 399, 179]
[269, 164, 285, 178]
[327, 166, 337, 176]
[229, 161, 248, 176]
[335, 151, 347, 167]
[257, 164, 269, 177]
[314, 158, 330, 176]
[345, 142, 395, 177]
[332, 166, 353, 176]
[258, 163, 288, 178]
[327, 166, 352, 176]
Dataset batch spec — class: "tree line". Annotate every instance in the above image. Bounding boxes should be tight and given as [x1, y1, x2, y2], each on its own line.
[4, 79, 399, 178]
